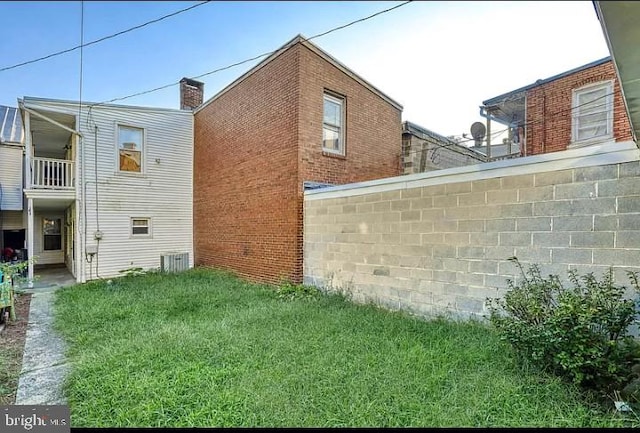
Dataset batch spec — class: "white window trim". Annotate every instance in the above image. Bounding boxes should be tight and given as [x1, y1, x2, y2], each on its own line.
[115, 123, 147, 175]
[322, 92, 345, 155]
[130, 217, 152, 238]
[570, 80, 614, 148]
[42, 216, 63, 252]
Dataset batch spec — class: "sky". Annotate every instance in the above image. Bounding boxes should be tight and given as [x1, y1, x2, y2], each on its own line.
[0, 1, 610, 140]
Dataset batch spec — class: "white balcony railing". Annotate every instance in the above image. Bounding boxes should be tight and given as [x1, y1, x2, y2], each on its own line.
[31, 157, 74, 189]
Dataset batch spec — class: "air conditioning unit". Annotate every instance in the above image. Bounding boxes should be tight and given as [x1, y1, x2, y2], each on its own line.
[160, 252, 189, 273]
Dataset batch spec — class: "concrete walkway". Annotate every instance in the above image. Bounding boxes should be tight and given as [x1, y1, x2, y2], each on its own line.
[15, 269, 76, 405]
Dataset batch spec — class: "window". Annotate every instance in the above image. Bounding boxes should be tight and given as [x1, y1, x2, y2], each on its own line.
[323, 93, 345, 154]
[572, 81, 613, 144]
[131, 218, 150, 236]
[118, 125, 143, 172]
[43, 218, 62, 251]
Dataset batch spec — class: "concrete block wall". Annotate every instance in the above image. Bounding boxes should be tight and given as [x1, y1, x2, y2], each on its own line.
[304, 141, 640, 319]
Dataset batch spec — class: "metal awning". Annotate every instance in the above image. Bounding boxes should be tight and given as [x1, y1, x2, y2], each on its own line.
[0, 105, 24, 145]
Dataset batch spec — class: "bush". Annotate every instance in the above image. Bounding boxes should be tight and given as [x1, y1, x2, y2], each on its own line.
[487, 257, 640, 393]
[274, 281, 320, 301]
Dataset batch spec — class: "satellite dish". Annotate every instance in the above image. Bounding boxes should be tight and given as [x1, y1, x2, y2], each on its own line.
[470, 122, 486, 147]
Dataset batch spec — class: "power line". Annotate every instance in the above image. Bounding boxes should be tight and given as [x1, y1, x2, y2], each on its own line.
[90, 0, 413, 107]
[0, 1, 211, 73]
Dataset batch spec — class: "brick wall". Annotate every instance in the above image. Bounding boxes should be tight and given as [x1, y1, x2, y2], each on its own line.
[525, 60, 632, 155]
[180, 78, 204, 110]
[297, 44, 402, 186]
[304, 142, 640, 319]
[194, 47, 301, 284]
[194, 40, 402, 284]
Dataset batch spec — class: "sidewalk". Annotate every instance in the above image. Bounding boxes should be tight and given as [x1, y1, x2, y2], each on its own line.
[15, 282, 72, 405]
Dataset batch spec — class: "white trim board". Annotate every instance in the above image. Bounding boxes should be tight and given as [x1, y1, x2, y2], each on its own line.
[305, 140, 640, 201]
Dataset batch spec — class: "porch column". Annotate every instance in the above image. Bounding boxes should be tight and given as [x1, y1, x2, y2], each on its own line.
[27, 198, 34, 288]
[24, 110, 31, 189]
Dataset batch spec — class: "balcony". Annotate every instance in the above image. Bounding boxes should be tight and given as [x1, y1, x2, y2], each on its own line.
[31, 157, 74, 189]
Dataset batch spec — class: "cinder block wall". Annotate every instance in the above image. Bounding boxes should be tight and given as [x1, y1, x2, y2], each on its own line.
[304, 142, 640, 319]
[525, 60, 632, 155]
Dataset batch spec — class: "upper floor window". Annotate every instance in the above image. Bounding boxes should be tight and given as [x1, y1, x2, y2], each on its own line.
[572, 81, 614, 144]
[118, 125, 143, 173]
[323, 93, 345, 155]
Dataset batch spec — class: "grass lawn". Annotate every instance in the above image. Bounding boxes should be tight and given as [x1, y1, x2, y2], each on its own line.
[54, 268, 633, 427]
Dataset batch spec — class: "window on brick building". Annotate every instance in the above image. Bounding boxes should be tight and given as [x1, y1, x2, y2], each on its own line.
[323, 93, 345, 154]
[118, 125, 144, 173]
[571, 81, 613, 145]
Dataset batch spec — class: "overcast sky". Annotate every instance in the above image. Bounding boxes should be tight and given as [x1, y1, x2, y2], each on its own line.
[0, 1, 610, 139]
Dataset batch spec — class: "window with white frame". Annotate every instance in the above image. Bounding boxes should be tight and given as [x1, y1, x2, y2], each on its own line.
[43, 218, 62, 251]
[118, 125, 144, 172]
[572, 81, 613, 144]
[323, 93, 345, 154]
[131, 218, 150, 236]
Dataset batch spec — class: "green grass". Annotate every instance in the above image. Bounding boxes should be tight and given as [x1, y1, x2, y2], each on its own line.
[54, 268, 634, 427]
[0, 346, 20, 405]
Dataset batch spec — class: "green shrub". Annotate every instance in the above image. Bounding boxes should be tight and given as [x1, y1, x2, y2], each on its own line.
[487, 257, 640, 393]
[274, 281, 320, 301]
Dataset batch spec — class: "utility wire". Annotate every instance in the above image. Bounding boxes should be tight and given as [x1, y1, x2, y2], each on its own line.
[0, 1, 211, 73]
[89, 0, 413, 107]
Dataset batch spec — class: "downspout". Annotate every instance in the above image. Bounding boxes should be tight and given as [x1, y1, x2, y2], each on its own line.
[522, 95, 528, 157]
[541, 88, 547, 154]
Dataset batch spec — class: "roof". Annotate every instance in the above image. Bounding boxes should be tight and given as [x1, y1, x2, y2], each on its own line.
[482, 56, 612, 107]
[195, 34, 403, 114]
[403, 120, 458, 146]
[21, 96, 191, 115]
[0, 105, 24, 145]
[403, 120, 485, 161]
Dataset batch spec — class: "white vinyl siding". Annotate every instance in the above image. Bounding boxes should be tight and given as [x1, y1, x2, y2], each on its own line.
[1, 211, 24, 230]
[571, 81, 614, 145]
[0, 144, 23, 210]
[24, 100, 194, 280]
[323, 93, 345, 154]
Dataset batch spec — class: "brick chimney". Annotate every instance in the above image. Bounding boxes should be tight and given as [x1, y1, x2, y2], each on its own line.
[180, 77, 204, 110]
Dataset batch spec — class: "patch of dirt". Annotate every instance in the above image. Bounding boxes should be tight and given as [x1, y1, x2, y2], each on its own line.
[0, 292, 32, 405]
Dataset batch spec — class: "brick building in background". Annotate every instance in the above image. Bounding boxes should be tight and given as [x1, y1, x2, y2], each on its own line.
[193, 35, 402, 284]
[480, 57, 632, 157]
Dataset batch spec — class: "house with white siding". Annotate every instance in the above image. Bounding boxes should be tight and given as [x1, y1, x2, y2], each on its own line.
[0, 106, 26, 261]
[1, 92, 195, 285]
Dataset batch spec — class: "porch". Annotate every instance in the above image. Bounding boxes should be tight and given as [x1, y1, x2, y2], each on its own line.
[20, 101, 81, 287]
[18, 264, 76, 293]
